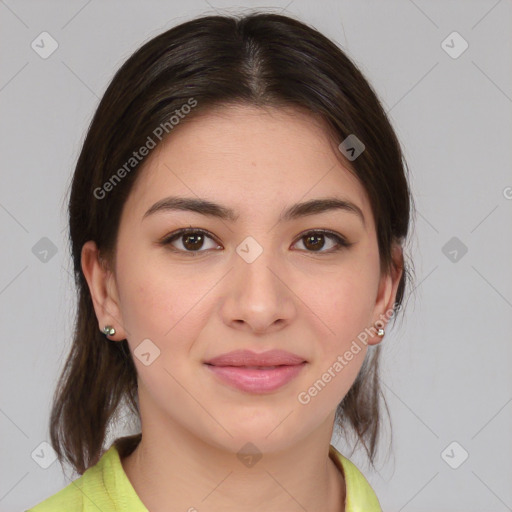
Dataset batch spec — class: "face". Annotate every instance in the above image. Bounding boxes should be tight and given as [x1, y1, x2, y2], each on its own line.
[83, 104, 402, 454]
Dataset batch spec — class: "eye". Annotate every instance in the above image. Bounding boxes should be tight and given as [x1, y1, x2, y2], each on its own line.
[160, 227, 352, 256]
[160, 228, 221, 255]
[292, 230, 353, 253]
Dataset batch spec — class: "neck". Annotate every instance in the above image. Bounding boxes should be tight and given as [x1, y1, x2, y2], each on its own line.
[120, 419, 345, 512]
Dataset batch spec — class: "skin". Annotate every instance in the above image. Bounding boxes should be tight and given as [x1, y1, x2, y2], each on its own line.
[82, 104, 403, 512]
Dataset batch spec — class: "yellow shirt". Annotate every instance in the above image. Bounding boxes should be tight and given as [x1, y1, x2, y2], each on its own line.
[26, 438, 382, 512]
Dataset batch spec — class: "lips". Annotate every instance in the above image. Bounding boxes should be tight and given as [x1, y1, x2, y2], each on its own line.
[204, 349, 306, 367]
[203, 349, 307, 393]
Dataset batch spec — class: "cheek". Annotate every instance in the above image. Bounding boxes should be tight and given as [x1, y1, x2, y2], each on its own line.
[301, 263, 378, 342]
[293, 255, 378, 398]
[116, 250, 214, 348]
[114, 245, 179, 339]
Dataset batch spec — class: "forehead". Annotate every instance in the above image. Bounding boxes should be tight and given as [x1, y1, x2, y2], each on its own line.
[122, 104, 371, 225]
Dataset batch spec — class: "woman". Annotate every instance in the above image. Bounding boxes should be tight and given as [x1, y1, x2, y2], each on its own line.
[27, 10, 414, 512]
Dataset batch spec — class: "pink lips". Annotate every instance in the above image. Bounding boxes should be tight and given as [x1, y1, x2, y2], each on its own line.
[204, 349, 307, 394]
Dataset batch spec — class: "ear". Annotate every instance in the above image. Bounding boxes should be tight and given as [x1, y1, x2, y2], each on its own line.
[367, 242, 404, 346]
[81, 240, 127, 341]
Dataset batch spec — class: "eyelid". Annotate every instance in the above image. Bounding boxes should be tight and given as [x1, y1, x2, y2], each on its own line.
[293, 228, 350, 245]
[159, 227, 353, 254]
[158, 227, 221, 247]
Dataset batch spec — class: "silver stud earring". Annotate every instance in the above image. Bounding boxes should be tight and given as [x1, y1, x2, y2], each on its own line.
[102, 325, 116, 336]
[377, 328, 385, 337]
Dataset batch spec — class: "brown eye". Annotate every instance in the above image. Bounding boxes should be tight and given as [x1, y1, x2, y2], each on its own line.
[303, 233, 326, 251]
[181, 232, 205, 251]
[293, 230, 351, 253]
[161, 228, 221, 255]
[160, 228, 352, 256]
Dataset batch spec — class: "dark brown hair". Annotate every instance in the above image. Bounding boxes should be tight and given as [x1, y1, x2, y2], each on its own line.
[51, 11, 416, 477]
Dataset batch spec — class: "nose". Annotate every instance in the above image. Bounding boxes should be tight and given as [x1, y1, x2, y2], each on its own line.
[221, 245, 296, 335]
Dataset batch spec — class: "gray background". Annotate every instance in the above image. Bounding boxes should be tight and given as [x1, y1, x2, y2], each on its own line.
[1, 1, 511, 511]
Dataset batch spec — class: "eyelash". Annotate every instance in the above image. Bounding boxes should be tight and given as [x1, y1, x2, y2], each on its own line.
[159, 228, 353, 256]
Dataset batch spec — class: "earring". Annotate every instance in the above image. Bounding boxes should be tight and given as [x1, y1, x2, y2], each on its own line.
[102, 325, 116, 336]
[377, 328, 385, 337]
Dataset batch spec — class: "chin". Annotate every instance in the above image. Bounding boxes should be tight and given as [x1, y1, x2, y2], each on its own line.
[204, 416, 305, 456]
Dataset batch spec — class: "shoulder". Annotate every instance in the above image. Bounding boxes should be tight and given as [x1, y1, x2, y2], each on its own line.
[329, 444, 383, 512]
[25, 470, 88, 512]
[26, 438, 144, 512]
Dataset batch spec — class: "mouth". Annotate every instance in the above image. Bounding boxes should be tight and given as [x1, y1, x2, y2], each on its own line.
[203, 362, 307, 394]
[214, 365, 280, 369]
[204, 349, 307, 367]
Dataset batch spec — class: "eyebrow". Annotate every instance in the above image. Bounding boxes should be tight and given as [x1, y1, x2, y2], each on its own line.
[143, 195, 365, 227]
